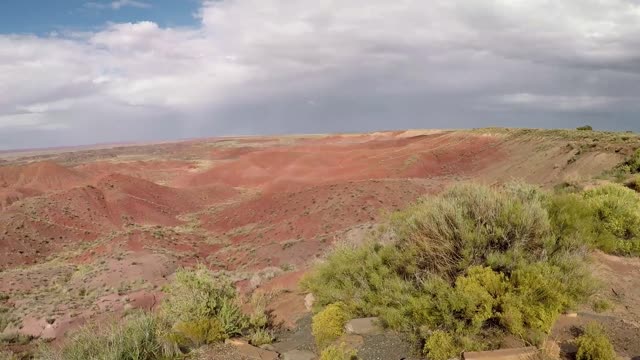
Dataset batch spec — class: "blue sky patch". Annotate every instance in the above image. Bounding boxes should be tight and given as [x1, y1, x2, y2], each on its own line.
[0, 0, 201, 35]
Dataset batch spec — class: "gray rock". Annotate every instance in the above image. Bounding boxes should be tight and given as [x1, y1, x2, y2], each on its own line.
[282, 349, 317, 360]
[344, 317, 382, 335]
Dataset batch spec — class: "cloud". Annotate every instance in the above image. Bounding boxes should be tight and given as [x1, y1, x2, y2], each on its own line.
[493, 93, 619, 111]
[85, 0, 151, 10]
[2, 0, 640, 150]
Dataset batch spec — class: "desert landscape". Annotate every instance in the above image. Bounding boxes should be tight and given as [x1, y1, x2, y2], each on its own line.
[1, 128, 640, 359]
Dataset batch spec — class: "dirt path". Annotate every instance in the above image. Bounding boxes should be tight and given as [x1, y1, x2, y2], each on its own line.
[551, 252, 640, 359]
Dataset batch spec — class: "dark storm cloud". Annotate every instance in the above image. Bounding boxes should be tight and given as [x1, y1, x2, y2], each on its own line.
[1, 0, 640, 150]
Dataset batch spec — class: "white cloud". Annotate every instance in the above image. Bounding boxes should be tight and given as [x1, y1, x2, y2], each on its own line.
[494, 93, 619, 111]
[85, 0, 151, 10]
[2, 0, 640, 149]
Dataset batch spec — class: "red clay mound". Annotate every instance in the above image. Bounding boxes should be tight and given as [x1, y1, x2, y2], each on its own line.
[178, 132, 503, 192]
[0, 161, 86, 192]
[0, 173, 238, 267]
[200, 179, 443, 271]
[76, 160, 195, 185]
[0, 161, 88, 208]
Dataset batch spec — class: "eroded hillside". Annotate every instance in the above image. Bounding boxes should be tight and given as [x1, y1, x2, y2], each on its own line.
[1, 128, 639, 354]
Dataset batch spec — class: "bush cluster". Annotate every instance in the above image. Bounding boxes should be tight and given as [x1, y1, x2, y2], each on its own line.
[41, 265, 269, 359]
[319, 343, 358, 360]
[303, 183, 597, 358]
[40, 312, 168, 360]
[575, 323, 616, 360]
[312, 303, 350, 350]
[159, 265, 249, 349]
[549, 183, 640, 255]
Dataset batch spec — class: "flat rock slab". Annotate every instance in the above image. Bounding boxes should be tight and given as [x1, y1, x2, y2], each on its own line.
[282, 349, 317, 360]
[463, 347, 538, 360]
[345, 317, 383, 335]
[234, 343, 279, 360]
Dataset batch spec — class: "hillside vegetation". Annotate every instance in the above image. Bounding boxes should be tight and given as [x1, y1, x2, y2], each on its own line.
[303, 180, 640, 359]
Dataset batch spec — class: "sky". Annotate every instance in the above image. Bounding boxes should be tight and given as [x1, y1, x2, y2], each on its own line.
[1, 0, 640, 150]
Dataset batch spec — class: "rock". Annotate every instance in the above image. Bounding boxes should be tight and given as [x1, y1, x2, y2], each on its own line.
[564, 312, 578, 318]
[304, 293, 315, 311]
[282, 349, 317, 360]
[40, 324, 57, 341]
[344, 317, 382, 335]
[333, 334, 364, 352]
[18, 317, 48, 338]
[260, 344, 277, 352]
[234, 342, 279, 360]
[225, 338, 249, 346]
[463, 347, 538, 360]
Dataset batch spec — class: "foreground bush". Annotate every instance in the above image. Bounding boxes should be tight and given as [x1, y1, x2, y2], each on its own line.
[160, 265, 249, 349]
[319, 344, 357, 360]
[575, 323, 616, 360]
[303, 183, 595, 355]
[41, 312, 173, 360]
[42, 266, 263, 359]
[312, 303, 350, 350]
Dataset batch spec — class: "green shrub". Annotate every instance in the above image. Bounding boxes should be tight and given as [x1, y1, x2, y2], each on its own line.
[170, 318, 227, 347]
[161, 265, 248, 341]
[248, 293, 269, 329]
[319, 344, 358, 360]
[547, 183, 640, 255]
[625, 175, 640, 192]
[312, 303, 350, 350]
[0, 332, 32, 346]
[304, 183, 595, 354]
[423, 330, 459, 360]
[575, 323, 616, 360]
[592, 299, 612, 313]
[577, 125, 593, 131]
[42, 312, 172, 360]
[0, 350, 18, 360]
[390, 183, 551, 279]
[625, 149, 640, 173]
[248, 328, 274, 347]
[301, 242, 414, 322]
[0, 307, 11, 333]
[584, 184, 640, 239]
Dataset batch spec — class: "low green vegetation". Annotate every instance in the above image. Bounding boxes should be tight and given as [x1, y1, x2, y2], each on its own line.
[302, 182, 624, 358]
[549, 183, 640, 255]
[40, 265, 269, 360]
[618, 148, 640, 174]
[40, 312, 167, 360]
[603, 148, 640, 182]
[160, 265, 249, 348]
[575, 323, 616, 360]
[319, 344, 358, 360]
[312, 303, 350, 350]
[577, 125, 593, 131]
[592, 299, 612, 313]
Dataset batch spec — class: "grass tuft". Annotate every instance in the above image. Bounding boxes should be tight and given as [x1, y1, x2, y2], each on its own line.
[312, 303, 350, 350]
[575, 323, 616, 360]
[319, 343, 358, 360]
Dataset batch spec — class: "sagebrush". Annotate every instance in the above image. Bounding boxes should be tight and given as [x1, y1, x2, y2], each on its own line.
[303, 183, 597, 355]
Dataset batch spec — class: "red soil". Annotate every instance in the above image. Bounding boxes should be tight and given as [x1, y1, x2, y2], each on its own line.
[0, 161, 88, 209]
[178, 132, 502, 192]
[0, 172, 237, 268]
